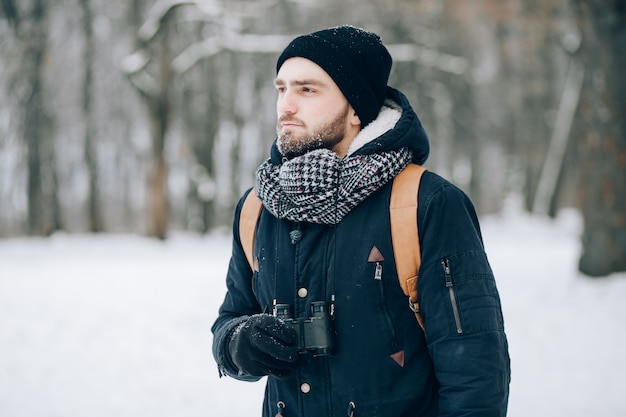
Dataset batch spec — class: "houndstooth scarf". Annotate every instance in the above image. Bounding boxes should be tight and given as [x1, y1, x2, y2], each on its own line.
[255, 147, 413, 225]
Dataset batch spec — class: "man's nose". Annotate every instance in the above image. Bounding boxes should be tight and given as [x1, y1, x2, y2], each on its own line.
[277, 90, 297, 115]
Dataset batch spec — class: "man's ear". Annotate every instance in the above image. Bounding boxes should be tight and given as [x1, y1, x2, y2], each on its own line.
[350, 109, 361, 128]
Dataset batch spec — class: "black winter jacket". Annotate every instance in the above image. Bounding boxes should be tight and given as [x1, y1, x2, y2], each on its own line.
[212, 88, 510, 417]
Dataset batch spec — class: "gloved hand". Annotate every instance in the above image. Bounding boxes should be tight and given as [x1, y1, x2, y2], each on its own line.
[228, 313, 299, 378]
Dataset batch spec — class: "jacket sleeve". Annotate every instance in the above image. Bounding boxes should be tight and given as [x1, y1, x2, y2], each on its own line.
[417, 174, 511, 417]
[211, 189, 263, 381]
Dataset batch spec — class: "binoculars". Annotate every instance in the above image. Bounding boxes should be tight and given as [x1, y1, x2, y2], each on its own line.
[274, 301, 334, 357]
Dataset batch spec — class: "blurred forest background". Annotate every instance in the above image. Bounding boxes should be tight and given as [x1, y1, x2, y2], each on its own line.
[0, 0, 624, 276]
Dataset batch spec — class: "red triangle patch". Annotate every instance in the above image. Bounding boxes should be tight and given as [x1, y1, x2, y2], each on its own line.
[368, 246, 384, 262]
[390, 350, 405, 367]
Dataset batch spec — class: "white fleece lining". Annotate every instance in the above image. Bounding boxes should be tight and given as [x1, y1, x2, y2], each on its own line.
[346, 99, 402, 157]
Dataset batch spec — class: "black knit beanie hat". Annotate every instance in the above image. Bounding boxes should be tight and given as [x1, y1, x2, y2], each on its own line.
[276, 25, 393, 128]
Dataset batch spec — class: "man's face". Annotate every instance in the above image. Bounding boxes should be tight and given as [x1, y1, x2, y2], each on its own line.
[274, 57, 359, 159]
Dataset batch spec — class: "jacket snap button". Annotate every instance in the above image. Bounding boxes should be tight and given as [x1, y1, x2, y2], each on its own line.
[297, 288, 308, 298]
[300, 382, 311, 393]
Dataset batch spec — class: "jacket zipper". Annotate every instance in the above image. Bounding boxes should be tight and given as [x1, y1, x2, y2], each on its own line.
[375, 262, 399, 351]
[442, 259, 463, 334]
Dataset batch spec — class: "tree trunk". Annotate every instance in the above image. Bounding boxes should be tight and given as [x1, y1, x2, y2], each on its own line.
[21, 0, 60, 235]
[146, 25, 171, 240]
[80, 0, 103, 232]
[147, 149, 169, 239]
[125, 0, 171, 239]
[575, 0, 626, 276]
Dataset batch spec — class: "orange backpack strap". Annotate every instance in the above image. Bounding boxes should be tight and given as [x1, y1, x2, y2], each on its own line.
[239, 189, 263, 270]
[390, 163, 427, 330]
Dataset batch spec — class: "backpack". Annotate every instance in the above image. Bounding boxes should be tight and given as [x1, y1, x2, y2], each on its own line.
[238, 163, 427, 330]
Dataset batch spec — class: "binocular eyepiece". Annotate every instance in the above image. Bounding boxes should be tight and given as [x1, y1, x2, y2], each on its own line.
[274, 301, 334, 357]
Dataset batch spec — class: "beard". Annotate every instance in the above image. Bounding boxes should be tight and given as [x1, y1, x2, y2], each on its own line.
[276, 104, 349, 159]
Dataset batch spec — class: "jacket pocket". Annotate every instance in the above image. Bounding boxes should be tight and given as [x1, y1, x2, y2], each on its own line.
[442, 259, 463, 334]
[440, 251, 504, 335]
[372, 261, 400, 354]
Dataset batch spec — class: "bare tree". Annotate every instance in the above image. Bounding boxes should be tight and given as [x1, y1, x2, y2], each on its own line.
[16, 0, 61, 235]
[79, 0, 103, 232]
[121, 0, 293, 237]
[574, 0, 626, 276]
[123, 0, 178, 239]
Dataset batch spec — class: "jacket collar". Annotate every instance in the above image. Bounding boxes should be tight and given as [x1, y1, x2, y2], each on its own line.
[346, 99, 402, 156]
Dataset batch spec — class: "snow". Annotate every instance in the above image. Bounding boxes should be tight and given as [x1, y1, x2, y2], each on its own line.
[1, 207, 625, 416]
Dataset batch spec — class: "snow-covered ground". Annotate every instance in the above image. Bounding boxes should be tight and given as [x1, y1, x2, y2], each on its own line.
[1, 206, 625, 417]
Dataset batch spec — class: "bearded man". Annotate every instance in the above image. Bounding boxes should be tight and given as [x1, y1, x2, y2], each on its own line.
[212, 25, 511, 417]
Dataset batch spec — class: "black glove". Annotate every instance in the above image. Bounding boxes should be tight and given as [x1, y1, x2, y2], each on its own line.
[228, 313, 299, 378]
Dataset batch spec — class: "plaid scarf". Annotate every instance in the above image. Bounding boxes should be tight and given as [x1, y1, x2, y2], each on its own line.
[255, 147, 412, 225]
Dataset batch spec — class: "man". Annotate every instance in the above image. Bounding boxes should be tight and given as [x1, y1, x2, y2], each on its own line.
[212, 25, 510, 417]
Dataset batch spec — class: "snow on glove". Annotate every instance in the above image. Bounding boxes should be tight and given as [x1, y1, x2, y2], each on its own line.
[228, 313, 299, 378]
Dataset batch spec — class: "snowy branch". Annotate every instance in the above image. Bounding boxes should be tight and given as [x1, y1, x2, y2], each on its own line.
[123, 0, 468, 99]
[387, 44, 468, 75]
[119, 48, 159, 99]
[172, 33, 295, 74]
[126, 70, 160, 100]
[137, 0, 283, 43]
[138, 0, 203, 43]
[120, 49, 151, 75]
[123, 0, 293, 93]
